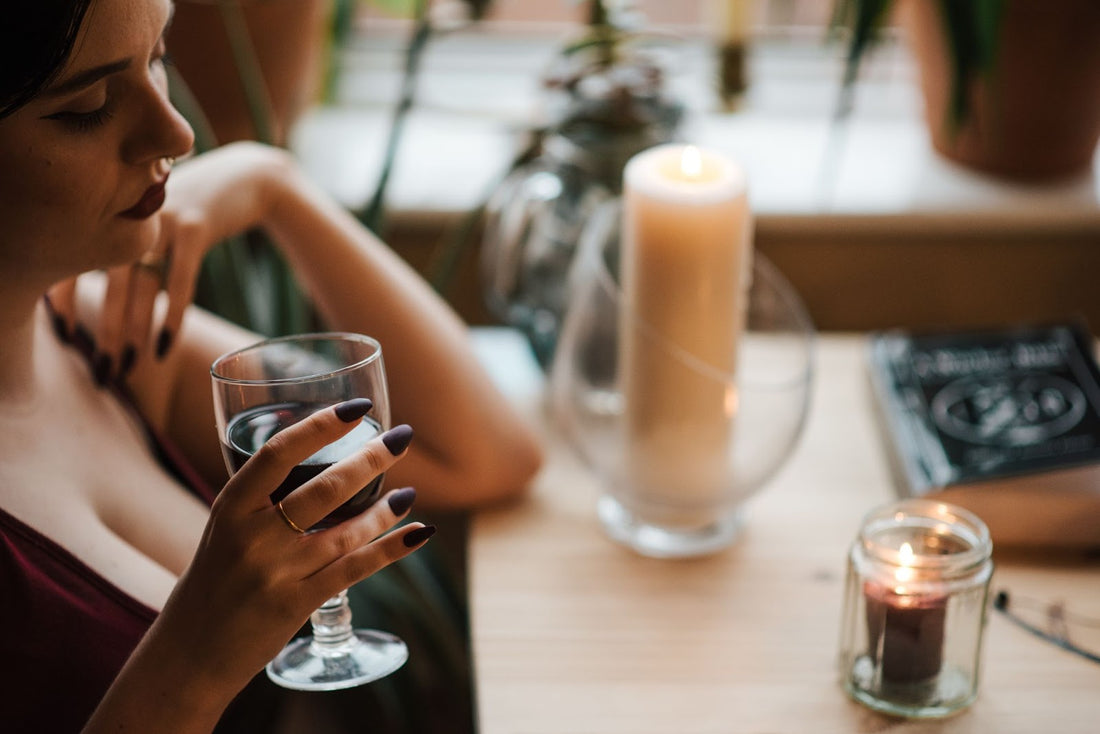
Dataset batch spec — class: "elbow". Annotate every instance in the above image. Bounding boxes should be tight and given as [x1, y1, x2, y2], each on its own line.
[441, 428, 544, 509]
[481, 431, 545, 504]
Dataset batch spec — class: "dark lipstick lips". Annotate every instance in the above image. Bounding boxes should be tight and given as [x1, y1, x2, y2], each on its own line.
[119, 178, 167, 220]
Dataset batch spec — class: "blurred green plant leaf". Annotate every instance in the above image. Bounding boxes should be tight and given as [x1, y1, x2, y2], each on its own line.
[831, 0, 1006, 129]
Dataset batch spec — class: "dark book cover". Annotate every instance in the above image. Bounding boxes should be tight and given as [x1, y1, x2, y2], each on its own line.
[866, 323, 1100, 548]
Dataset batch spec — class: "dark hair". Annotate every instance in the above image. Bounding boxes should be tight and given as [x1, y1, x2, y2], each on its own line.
[0, 1, 95, 119]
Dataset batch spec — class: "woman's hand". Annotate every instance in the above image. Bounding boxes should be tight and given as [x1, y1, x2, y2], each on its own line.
[86, 401, 433, 732]
[163, 400, 429, 686]
[45, 142, 292, 383]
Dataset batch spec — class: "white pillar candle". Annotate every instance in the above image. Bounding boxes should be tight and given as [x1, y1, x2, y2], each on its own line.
[619, 144, 753, 529]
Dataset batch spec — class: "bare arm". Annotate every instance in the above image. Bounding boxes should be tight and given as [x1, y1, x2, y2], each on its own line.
[261, 153, 544, 507]
[136, 143, 542, 508]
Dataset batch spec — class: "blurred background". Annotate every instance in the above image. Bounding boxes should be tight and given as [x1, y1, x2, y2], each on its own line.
[164, 2, 1100, 731]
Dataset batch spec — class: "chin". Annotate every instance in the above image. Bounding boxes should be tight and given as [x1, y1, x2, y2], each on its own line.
[113, 213, 164, 263]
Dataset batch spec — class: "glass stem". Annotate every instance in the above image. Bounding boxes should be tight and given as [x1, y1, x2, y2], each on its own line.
[309, 590, 355, 652]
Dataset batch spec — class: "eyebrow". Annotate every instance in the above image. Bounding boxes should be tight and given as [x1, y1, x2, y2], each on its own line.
[43, 59, 133, 98]
[42, 3, 176, 100]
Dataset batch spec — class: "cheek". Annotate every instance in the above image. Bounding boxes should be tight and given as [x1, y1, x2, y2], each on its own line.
[41, 152, 111, 209]
[0, 149, 104, 222]
[0, 148, 128, 272]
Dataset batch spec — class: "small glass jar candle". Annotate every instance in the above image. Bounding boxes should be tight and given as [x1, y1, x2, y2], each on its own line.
[838, 499, 993, 718]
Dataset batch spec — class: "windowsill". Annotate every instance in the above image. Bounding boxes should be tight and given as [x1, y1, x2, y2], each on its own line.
[291, 29, 1100, 235]
[290, 27, 1100, 331]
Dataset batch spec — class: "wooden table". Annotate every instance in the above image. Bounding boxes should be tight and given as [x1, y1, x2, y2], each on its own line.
[469, 332, 1100, 734]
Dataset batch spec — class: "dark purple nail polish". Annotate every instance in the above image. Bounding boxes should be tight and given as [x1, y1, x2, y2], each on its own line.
[45, 297, 70, 343]
[402, 524, 436, 548]
[93, 354, 113, 386]
[119, 344, 136, 378]
[387, 487, 416, 516]
[155, 329, 173, 360]
[334, 398, 373, 423]
[381, 424, 414, 456]
[73, 324, 96, 354]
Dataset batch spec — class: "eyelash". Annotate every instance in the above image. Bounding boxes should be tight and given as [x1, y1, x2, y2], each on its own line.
[47, 52, 170, 134]
[48, 105, 114, 133]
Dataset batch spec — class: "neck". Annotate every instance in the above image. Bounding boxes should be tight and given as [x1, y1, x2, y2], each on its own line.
[0, 293, 54, 405]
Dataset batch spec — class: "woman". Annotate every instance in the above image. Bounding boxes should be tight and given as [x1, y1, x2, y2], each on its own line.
[0, 1, 543, 732]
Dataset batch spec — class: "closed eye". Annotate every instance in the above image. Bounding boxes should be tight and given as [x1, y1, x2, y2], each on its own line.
[46, 104, 115, 133]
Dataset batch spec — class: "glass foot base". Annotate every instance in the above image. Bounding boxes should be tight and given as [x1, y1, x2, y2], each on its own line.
[266, 629, 408, 691]
[598, 494, 744, 558]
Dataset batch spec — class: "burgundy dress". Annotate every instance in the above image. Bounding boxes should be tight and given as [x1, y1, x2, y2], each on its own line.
[0, 384, 262, 733]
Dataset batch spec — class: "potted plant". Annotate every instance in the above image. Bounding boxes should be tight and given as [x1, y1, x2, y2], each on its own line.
[166, 0, 336, 146]
[834, 0, 1100, 181]
[476, 0, 684, 366]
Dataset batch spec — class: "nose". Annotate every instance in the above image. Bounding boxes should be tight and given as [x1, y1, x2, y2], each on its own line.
[121, 75, 196, 166]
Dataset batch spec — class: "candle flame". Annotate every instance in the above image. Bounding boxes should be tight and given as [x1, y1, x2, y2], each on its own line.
[680, 146, 703, 179]
[899, 542, 915, 563]
[894, 542, 915, 587]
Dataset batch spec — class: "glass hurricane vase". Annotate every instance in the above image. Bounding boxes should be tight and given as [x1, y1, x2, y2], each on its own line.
[548, 202, 815, 558]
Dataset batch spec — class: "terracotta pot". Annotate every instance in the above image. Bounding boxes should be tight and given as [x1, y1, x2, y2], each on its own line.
[902, 0, 1100, 181]
[167, 0, 330, 145]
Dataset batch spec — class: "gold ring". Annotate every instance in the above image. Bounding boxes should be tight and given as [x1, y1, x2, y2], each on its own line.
[275, 500, 307, 534]
[135, 250, 170, 285]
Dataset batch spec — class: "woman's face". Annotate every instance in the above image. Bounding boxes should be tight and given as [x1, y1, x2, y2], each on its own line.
[0, 0, 194, 286]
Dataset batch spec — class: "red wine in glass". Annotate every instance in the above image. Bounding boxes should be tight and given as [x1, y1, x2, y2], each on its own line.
[211, 332, 406, 691]
[223, 401, 384, 531]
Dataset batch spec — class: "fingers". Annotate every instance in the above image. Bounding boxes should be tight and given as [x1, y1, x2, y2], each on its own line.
[95, 265, 135, 383]
[157, 231, 200, 361]
[91, 260, 161, 385]
[121, 228, 177, 369]
[226, 399, 379, 510]
[277, 423, 415, 532]
[307, 486, 417, 563]
[125, 252, 165, 362]
[44, 277, 109, 372]
[44, 278, 78, 344]
[42, 253, 170, 385]
[315, 522, 437, 594]
[46, 212, 207, 385]
[309, 495, 437, 594]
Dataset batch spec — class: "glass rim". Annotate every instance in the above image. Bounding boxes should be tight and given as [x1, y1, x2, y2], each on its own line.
[210, 332, 382, 386]
[857, 498, 992, 573]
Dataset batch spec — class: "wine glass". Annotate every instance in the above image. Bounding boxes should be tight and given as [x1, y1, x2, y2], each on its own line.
[210, 332, 408, 691]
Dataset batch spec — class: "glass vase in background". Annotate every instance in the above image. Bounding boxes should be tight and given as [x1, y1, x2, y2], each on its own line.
[480, 16, 683, 368]
[548, 202, 816, 558]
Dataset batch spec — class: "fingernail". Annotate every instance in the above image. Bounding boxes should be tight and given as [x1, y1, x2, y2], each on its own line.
[73, 323, 96, 354]
[119, 344, 136, 378]
[402, 524, 436, 548]
[334, 398, 373, 423]
[381, 424, 414, 456]
[93, 354, 113, 386]
[50, 313, 70, 343]
[43, 296, 70, 342]
[387, 487, 416, 516]
[155, 329, 173, 360]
